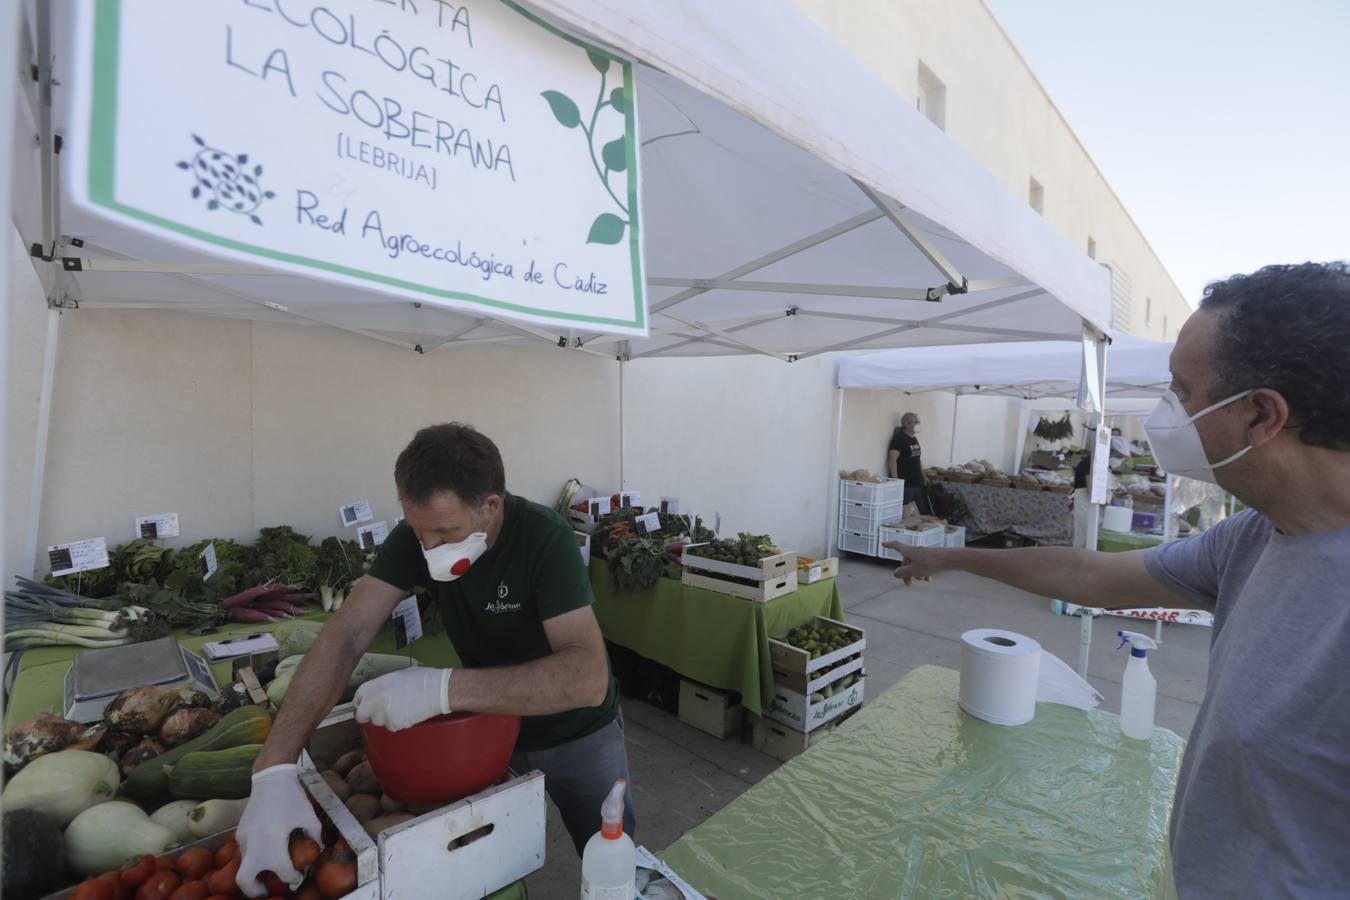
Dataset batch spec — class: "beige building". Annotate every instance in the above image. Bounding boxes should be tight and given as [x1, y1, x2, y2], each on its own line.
[794, 0, 1192, 340]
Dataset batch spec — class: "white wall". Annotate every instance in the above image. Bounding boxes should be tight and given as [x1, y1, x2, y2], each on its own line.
[5, 295, 621, 577]
[837, 389, 1022, 477]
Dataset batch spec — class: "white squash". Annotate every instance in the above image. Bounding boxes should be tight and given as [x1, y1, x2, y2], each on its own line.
[187, 798, 248, 838]
[65, 801, 178, 875]
[1, 749, 119, 826]
[150, 799, 202, 844]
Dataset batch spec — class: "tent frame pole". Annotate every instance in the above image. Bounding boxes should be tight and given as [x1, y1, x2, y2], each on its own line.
[826, 387, 844, 556]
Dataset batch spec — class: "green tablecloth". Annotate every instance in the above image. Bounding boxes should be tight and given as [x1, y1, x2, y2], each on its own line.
[4, 613, 463, 729]
[589, 564, 844, 715]
[661, 665, 1183, 899]
[1099, 531, 1165, 553]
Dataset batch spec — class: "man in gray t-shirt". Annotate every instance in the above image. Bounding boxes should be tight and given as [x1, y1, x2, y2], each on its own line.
[881, 262, 1350, 897]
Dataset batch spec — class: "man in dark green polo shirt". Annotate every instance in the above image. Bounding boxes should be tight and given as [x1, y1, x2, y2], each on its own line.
[234, 423, 633, 897]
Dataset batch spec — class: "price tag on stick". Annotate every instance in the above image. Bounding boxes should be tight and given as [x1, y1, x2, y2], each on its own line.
[391, 596, 423, 649]
[659, 497, 679, 515]
[339, 500, 374, 528]
[135, 513, 179, 540]
[199, 542, 219, 581]
[47, 537, 110, 577]
[635, 512, 662, 536]
[357, 521, 389, 551]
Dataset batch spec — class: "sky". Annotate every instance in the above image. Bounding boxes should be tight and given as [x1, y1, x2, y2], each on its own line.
[984, 0, 1350, 307]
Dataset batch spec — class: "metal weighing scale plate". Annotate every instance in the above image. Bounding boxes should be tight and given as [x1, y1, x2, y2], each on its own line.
[64, 636, 219, 722]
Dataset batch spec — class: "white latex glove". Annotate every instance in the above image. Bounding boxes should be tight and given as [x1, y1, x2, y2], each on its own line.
[353, 666, 452, 731]
[236, 764, 324, 897]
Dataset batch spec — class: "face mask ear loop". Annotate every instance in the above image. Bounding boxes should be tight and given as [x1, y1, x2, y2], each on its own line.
[1184, 389, 1253, 425]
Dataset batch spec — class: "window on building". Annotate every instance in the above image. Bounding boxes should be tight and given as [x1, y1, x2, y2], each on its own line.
[1146, 296, 1152, 325]
[1109, 263, 1132, 332]
[916, 61, 946, 131]
[1028, 177, 1044, 214]
[1087, 237, 1097, 260]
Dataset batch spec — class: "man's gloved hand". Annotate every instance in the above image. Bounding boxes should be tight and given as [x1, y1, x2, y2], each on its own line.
[353, 666, 452, 731]
[236, 764, 323, 897]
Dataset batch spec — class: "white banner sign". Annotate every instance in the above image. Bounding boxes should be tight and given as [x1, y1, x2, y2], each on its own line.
[67, 0, 646, 335]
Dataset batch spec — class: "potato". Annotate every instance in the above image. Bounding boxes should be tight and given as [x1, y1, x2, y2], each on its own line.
[321, 769, 351, 801]
[345, 793, 381, 823]
[363, 813, 414, 838]
[379, 793, 405, 814]
[346, 760, 381, 796]
[332, 750, 365, 777]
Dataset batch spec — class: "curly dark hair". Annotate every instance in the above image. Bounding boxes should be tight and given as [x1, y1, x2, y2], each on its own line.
[1200, 261, 1350, 450]
[394, 423, 506, 506]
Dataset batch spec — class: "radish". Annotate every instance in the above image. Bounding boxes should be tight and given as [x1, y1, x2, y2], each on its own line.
[219, 583, 278, 610]
[228, 608, 277, 623]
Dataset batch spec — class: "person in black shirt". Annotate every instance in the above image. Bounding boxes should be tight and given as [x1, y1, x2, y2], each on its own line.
[888, 412, 927, 507]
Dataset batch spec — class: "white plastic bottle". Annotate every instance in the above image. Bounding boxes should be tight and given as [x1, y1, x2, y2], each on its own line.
[581, 779, 635, 900]
[1117, 630, 1158, 741]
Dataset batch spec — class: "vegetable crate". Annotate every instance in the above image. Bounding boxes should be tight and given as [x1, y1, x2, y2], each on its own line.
[838, 498, 904, 533]
[840, 478, 904, 505]
[750, 705, 863, 763]
[943, 525, 967, 548]
[763, 674, 866, 733]
[797, 557, 839, 585]
[878, 523, 945, 560]
[837, 528, 879, 557]
[681, 549, 799, 603]
[677, 679, 743, 740]
[768, 616, 866, 695]
[302, 704, 546, 900]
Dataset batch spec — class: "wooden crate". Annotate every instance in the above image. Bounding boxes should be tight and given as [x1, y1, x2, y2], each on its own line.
[678, 679, 743, 739]
[681, 567, 798, 603]
[682, 548, 798, 582]
[769, 616, 866, 693]
[302, 705, 546, 900]
[764, 675, 866, 733]
[797, 556, 839, 584]
[751, 705, 863, 763]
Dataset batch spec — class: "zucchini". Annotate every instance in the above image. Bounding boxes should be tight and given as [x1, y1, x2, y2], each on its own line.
[121, 705, 271, 804]
[167, 744, 264, 800]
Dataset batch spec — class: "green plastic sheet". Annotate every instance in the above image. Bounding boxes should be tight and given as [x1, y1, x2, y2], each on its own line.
[661, 666, 1183, 899]
[589, 564, 844, 714]
[1098, 531, 1165, 553]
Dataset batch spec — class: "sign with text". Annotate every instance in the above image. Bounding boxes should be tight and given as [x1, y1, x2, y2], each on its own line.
[200, 542, 219, 581]
[391, 596, 423, 649]
[339, 499, 374, 528]
[357, 520, 389, 551]
[47, 537, 110, 577]
[67, 0, 646, 335]
[135, 512, 180, 540]
[1090, 426, 1112, 505]
[634, 512, 661, 536]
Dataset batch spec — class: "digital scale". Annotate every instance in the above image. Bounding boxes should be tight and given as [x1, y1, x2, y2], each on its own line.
[62, 636, 219, 723]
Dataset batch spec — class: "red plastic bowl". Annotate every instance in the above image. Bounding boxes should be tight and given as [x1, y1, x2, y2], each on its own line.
[360, 711, 521, 805]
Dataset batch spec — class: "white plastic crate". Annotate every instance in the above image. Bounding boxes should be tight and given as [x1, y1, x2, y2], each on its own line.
[944, 525, 966, 548]
[878, 523, 945, 560]
[840, 478, 904, 505]
[837, 528, 879, 556]
[837, 499, 904, 532]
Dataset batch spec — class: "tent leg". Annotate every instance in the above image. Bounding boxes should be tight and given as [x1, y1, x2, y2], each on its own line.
[617, 356, 626, 489]
[1078, 613, 1092, 679]
[23, 308, 61, 579]
[0, 0, 19, 601]
[949, 393, 960, 466]
[1163, 474, 1175, 542]
[826, 387, 844, 556]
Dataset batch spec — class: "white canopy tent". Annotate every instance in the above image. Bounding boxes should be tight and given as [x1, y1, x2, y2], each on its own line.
[9, 0, 1113, 576]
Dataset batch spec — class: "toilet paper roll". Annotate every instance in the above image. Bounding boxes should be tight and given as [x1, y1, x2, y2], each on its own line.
[959, 628, 1042, 726]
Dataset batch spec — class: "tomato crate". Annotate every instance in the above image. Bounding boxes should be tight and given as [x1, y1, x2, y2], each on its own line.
[797, 556, 839, 584]
[769, 616, 866, 693]
[301, 703, 545, 900]
[763, 674, 867, 733]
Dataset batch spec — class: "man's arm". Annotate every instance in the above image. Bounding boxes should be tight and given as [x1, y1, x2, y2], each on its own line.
[252, 575, 408, 771]
[448, 606, 609, 714]
[887, 449, 901, 479]
[885, 543, 1200, 610]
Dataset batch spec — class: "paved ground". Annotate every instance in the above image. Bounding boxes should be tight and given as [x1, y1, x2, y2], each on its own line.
[525, 556, 1212, 897]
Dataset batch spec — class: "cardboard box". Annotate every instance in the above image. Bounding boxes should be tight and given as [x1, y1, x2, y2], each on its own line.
[678, 679, 743, 739]
[763, 675, 866, 733]
[751, 705, 863, 763]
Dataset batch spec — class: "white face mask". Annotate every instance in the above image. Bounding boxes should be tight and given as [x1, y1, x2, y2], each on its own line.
[422, 531, 488, 582]
[1143, 389, 1252, 483]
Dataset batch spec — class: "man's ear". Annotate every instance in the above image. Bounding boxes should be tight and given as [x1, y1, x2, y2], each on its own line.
[1246, 388, 1290, 448]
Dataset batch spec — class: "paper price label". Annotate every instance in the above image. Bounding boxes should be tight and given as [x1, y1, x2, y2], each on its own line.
[635, 512, 662, 536]
[357, 520, 390, 551]
[200, 542, 219, 581]
[619, 491, 641, 508]
[339, 499, 374, 528]
[391, 596, 423, 649]
[135, 513, 179, 540]
[588, 497, 612, 518]
[1090, 427, 1112, 506]
[659, 497, 679, 514]
[47, 537, 110, 577]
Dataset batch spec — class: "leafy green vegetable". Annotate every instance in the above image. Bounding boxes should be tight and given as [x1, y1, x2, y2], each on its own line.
[608, 537, 666, 591]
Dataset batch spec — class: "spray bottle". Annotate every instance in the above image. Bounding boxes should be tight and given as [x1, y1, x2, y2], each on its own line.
[1116, 630, 1159, 740]
[581, 779, 635, 899]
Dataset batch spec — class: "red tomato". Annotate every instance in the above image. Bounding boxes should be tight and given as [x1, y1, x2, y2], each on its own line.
[155, 857, 176, 872]
[176, 846, 214, 879]
[289, 836, 322, 870]
[206, 860, 240, 896]
[167, 883, 211, 900]
[69, 878, 117, 900]
[120, 855, 157, 888]
[294, 885, 322, 900]
[134, 871, 181, 900]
